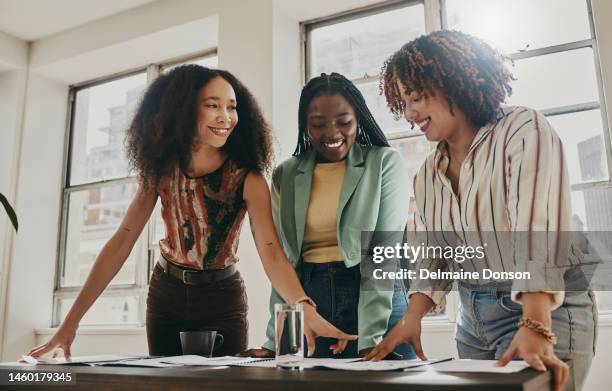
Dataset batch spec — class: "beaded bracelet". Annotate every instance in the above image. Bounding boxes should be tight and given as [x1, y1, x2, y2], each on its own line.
[518, 317, 558, 345]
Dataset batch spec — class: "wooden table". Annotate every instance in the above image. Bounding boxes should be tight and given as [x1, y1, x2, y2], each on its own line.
[0, 363, 567, 391]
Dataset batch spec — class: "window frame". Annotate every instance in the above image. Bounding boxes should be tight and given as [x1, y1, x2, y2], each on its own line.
[302, 0, 612, 319]
[53, 51, 218, 327]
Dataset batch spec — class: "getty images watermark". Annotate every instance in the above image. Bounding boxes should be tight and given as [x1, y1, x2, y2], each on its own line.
[370, 242, 532, 281]
[359, 230, 612, 293]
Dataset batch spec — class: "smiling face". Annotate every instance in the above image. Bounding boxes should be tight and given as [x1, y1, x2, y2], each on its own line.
[196, 76, 238, 148]
[397, 79, 471, 142]
[306, 93, 357, 162]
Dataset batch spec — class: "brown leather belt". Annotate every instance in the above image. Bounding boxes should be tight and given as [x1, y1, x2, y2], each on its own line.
[157, 256, 237, 285]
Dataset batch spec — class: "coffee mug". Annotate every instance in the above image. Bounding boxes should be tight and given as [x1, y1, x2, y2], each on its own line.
[179, 330, 224, 357]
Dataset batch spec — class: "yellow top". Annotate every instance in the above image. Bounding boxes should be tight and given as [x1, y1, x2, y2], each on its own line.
[302, 160, 346, 262]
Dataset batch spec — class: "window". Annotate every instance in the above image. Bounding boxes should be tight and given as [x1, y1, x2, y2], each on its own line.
[55, 52, 218, 327]
[305, 0, 611, 316]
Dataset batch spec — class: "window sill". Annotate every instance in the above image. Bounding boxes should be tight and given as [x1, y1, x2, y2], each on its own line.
[598, 313, 612, 326]
[421, 320, 456, 332]
[35, 327, 146, 337]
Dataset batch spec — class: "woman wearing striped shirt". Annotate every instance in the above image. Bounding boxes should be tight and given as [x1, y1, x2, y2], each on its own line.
[366, 31, 596, 391]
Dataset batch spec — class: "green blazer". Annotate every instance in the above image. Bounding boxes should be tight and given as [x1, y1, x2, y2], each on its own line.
[262, 143, 410, 351]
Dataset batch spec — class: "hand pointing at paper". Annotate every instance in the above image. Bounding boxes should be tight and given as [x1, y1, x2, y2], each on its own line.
[364, 293, 433, 362]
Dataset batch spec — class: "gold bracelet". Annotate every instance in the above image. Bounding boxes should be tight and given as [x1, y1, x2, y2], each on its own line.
[518, 317, 557, 345]
[294, 296, 317, 309]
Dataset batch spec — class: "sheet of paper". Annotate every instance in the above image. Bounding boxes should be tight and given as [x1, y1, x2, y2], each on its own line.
[232, 358, 277, 368]
[158, 355, 267, 366]
[236, 358, 362, 369]
[96, 357, 184, 368]
[234, 358, 441, 371]
[19, 354, 148, 366]
[318, 359, 440, 371]
[98, 355, 269, 368]
[405, 359, 530, 373]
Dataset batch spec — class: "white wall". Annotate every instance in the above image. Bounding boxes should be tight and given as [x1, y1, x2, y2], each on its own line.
[0, 70, 27, 271]
[0, 31, 27, 72]
[0, 31, 28, 318]
[0, 31, 29, 361]
[2, 73, 68, 361]
[1, 0, 611, 390]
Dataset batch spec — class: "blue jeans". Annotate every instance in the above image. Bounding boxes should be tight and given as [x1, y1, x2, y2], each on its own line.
[299, 261, 415, 359]
[456, 278, 597, 391]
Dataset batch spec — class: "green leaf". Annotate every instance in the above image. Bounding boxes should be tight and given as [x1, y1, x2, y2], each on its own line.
[0, 192, 18, 232]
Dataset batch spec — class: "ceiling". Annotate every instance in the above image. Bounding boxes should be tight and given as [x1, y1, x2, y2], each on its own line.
[0, 0, 386, 42]
[0, 0, 157, 41]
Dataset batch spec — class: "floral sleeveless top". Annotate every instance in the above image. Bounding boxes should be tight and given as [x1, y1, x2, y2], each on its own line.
[157, 157, 248, 270]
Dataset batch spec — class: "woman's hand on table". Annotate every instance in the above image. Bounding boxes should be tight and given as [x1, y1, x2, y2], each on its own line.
[497, 327, 569, 391]
[303, 304, 358, 357]
[497, 292, 568, 391]
[359, 347, 403, 360]
[364, 292, 432, 361]
[363, 312, 426, 361]
[22, 322, 77, 361]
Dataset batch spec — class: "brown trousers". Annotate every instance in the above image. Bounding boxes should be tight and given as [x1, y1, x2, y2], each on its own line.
[146, 263, 248, 356]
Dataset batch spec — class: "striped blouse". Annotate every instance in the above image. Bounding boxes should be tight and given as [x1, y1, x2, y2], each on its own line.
[409, 106, 574, 312]
[157, 157, 248, 270]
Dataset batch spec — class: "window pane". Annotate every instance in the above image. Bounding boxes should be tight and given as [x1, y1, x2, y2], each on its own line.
[390, 136, 432, 230]
[595, 292, 612, 313]
[58, 295, 141, 326]
[163, 55, 219, 73]
[507, 48, 599, 111]
[445, 0, 591, 53]
[572, 186, 612, 313]
[309, 4, 425, 80]
[547, 109, 609, 185]
[357, 80, 419, 137]
[62, 182, 145, 287]
[571, 187, 612, 231]
[70, 73, 146, 185]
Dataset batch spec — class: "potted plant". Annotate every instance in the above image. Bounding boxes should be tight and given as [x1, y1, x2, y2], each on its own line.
[0, 192, 18, 232]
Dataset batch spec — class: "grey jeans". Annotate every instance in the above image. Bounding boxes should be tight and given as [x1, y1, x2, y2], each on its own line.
[455, 281, 597, 391]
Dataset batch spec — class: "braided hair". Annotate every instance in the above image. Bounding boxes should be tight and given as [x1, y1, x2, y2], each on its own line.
[294, 72, 390, 156]
[380, 30, 514, 127]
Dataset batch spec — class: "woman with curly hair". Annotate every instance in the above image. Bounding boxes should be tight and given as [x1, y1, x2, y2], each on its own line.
[26, 65, 356, 359]
[366, 31, 596, 391]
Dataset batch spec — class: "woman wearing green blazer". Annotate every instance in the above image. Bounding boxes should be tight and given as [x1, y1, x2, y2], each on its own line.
[244, 73, 415, 358]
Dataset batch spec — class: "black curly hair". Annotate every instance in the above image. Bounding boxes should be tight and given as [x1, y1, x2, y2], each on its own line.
[126, 65, 273, 190]
[380, 30, 514, 127]
[294, 72, 390, 156]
